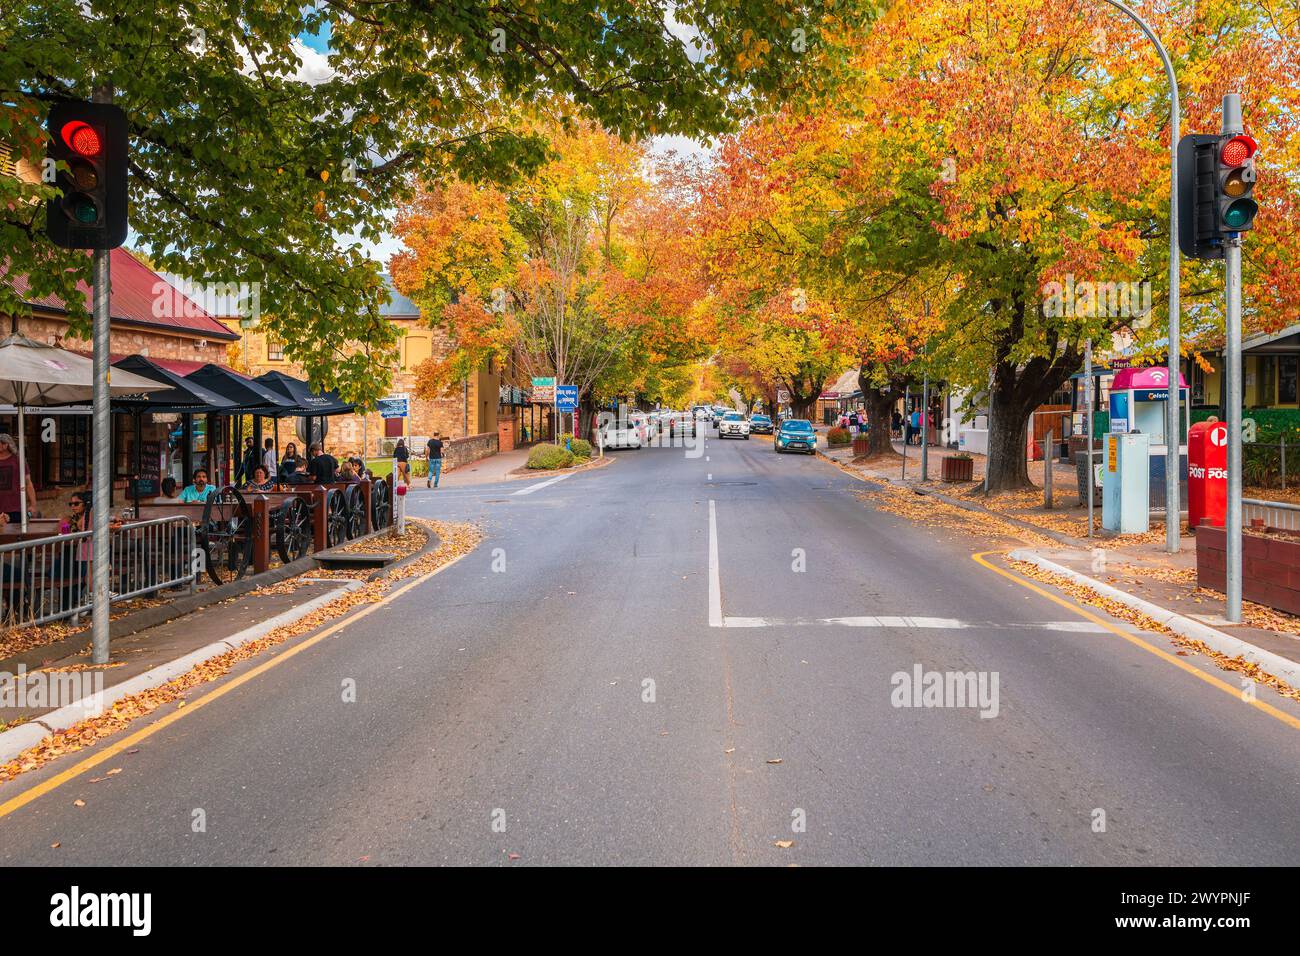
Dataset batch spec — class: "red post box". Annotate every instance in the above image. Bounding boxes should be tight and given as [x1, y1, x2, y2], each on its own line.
[1188, 419, 1228, 530]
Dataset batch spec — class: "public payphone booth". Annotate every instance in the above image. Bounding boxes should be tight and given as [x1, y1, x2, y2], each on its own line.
[1107, 367, 1189, 509]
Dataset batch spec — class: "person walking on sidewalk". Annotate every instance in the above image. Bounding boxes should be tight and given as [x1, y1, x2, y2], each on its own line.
[426, 433, 444, 488]
[393, 438, 410, 484]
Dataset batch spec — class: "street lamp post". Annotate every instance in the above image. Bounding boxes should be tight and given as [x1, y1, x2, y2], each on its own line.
[1100, 0, 1182, 554]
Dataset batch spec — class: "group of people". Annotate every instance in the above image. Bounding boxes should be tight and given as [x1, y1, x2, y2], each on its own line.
[833, 406, 937, 446]
[837, 410, 869, 436]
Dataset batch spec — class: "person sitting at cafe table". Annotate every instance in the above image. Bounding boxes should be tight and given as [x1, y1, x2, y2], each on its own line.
[283, 459, 317, 485]
[179, 468, 216, 503]
[243, 465, 275, 492]
[336, 461, 361, 484]
[0, 432, 39, 523]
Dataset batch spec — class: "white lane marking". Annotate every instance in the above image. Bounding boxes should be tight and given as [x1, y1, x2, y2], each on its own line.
[720, 616, 1111, 631]
[708, 499, 722, 627]
[707, 473, 712, 481]
[512, 471, 577, 496]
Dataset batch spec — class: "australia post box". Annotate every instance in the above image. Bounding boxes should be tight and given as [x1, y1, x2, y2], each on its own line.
[1188, 419, 1228, 530]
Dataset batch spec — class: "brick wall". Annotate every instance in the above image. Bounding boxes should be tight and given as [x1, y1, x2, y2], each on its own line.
[15, 314, 219, 364]
[443, 432, 499, 471]
[1196, 525, 1300, 615]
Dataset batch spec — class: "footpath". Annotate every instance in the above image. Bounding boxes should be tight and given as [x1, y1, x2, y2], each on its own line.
[0, 520, 444, 766]
[813, 430, 1300, 692]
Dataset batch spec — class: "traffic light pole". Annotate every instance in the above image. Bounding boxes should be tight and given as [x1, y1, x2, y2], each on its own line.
[1222, 93, 1245, 624]
[91, 84, 112, 665]
[1100, 0, 1181, 554]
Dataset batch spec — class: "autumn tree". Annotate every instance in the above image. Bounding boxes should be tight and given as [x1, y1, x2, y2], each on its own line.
[1, 0, 850, 406]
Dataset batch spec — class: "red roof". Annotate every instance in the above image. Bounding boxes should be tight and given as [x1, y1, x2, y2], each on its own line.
[2, 248, 237, 341]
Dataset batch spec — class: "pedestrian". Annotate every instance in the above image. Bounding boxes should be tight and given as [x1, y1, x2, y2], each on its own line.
[235, 436, 256, 485]
[848, 410, 859, 437]
[279, 441, 302, 479]
[0, 432, 38, 523]
[425, 432, 444, 488]
[307, 442, 338, 484]
[909, 408, 922, 445]
[262, 437, 278, 480]
[179, 468, 215, 503]
[393, 438, 410, 484]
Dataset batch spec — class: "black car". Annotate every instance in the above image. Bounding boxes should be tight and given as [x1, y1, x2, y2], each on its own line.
[749, 414, 773, 434]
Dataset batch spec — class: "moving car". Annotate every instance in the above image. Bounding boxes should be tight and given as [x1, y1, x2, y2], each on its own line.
[718, 411, 751, 439]
[774, 418, 817, 454]
[711, 405, 732, 426]
[748, 413, 773, 434]
[667, 411, 695, 437]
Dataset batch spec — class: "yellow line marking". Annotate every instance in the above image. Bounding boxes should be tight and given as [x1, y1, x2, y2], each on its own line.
[0, 550, 472, 821]
[972, 550, 1300, 730]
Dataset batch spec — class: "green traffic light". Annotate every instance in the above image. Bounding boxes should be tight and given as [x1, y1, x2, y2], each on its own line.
[1224, 199, 1258, 229]
[68, 196, 99, 224]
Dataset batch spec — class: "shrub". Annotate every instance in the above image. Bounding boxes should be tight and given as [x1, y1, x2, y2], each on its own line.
[569, 438, 592, 459]
[827, 426, 851, 446]
[528, 444, 575, 470]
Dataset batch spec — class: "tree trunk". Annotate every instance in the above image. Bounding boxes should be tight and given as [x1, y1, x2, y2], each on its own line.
[984, 388, 1033, 492]
[858, 364, 907, 460]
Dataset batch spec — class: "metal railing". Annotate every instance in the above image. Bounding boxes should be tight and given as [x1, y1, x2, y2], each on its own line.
[0, 516, 196, 629]
[1242, 497, 1300, 532]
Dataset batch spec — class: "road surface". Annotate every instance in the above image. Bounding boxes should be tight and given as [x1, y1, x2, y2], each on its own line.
[2, 430, 1297, 865]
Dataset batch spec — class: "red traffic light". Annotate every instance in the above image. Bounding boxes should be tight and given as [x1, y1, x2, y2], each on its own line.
[1219, 134, 1257, 168]
[60, 120, 102, 158]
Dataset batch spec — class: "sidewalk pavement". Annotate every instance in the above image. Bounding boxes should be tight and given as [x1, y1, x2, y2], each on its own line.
[423, 446, 534, 488]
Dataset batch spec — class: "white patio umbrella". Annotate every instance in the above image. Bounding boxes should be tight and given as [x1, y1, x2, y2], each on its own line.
[0, 334, 168, 531]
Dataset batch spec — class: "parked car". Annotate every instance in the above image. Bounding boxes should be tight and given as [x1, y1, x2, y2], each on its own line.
[601, 421, 643, 449]
[711, 405, 732, 426]
[774, 418, 817, 454]
[748, 413, 773, 434]
[718, 411, 751, 439]
[669, 411, 696, 437]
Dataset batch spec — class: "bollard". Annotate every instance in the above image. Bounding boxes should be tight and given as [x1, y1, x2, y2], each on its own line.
[1043, 429, 1053, 510]
[394, 479, 408, 535]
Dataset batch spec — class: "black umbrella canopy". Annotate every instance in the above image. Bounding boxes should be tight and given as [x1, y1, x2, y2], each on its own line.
[111, 355, 238, 413]
[254, 370, 354, 416]
[186, 363, 299, 414]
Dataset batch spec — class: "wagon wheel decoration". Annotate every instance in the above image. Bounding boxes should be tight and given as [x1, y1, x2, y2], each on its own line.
[323, 488, 348, 548]
[370, 477, 391, 529]
[199, 486, 253, 585]
[274, 497, 313, 564]
[344, 484, 365, 540]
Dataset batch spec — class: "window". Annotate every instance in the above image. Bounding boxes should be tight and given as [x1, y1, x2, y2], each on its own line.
[267, 338, 284, 362]
[1280, 356, 1299, 405]
[1260, 355, 1276, 405]
[404, 335, 432, 369]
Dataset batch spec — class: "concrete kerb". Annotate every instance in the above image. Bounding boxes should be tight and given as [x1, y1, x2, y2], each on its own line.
[0, 580, 365, 764]
[1009, 548, 1300, 689]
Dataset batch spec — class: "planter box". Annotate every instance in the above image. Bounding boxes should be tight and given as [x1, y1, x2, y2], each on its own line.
[1196, 524, 1300, 615]
[941, 456, 974, 482]
[851, 437, 869, 457]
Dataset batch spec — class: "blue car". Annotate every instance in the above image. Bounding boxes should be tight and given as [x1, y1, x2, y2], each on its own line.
[774, 419, 816, 454]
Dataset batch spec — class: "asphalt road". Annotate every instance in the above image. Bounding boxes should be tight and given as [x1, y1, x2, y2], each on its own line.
[3, 428, 1298, 865]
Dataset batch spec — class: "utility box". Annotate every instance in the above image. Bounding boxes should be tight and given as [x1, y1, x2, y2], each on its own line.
[1102, 432, 1151, 534]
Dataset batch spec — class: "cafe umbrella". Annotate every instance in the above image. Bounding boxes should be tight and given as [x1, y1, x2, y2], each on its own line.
[0, 334, 168, 530]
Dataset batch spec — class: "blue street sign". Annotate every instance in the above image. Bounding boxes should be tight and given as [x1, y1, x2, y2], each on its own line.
[556, 385, 579, 413]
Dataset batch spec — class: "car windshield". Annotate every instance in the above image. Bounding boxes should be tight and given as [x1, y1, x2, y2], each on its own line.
[752, 415, 769, 421]
[784, 420, 812, 431]
[724, 413, 742, 420]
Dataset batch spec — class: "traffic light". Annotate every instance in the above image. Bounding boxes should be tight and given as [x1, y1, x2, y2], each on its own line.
[1215, 133, 1258, 233]
[45, 100, 128, 249]
[1177, 133, 1223, 261]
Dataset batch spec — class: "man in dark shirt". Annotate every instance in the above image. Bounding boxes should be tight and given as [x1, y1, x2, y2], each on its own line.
[425, 433, 444, 488]
[284, 460, 315, 485]
[307, 442, 338, 484]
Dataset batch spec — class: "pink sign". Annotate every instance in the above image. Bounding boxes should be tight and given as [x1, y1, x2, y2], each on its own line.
[1110, 366, 1187, 391]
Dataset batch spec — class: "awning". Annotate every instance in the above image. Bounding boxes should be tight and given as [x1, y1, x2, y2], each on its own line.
[186, 363, 299, 414]
[254, 370, 354, 416]
[112, 355, 240, 413]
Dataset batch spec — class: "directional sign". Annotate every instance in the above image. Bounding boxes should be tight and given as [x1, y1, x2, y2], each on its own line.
[377, 395, 409, 419]
[531, 376, 555, 403]
[556, 385, 579, 412]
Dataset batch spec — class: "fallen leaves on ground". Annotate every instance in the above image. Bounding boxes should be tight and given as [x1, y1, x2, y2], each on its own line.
[1007, 558, 1300, 702]
[0, 518, 482, 785]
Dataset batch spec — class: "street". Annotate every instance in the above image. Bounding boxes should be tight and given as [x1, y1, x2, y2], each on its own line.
[3, 433, 1297, 866]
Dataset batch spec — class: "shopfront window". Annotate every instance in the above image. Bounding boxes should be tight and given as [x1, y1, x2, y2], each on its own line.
[1280, 356, 1298, 405]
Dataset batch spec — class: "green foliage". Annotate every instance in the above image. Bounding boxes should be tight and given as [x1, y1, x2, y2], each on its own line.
[569, 438, 593, 459]
[827, 426, 851, 445]
[2, 0, 841, 408]
[528, 444, 575, 469]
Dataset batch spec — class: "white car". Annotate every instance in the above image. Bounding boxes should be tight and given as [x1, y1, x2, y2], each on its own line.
[600, 422, 642, 449]
[718, 411, 751, 439]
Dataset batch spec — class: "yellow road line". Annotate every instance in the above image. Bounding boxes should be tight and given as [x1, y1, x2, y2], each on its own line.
[0, 550, 471, 821]
[972, 550, 1300, 730]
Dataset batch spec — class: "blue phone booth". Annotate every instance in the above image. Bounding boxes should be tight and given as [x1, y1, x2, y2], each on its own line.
[1107, 367, 1188, 510]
